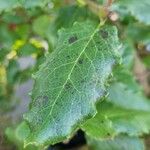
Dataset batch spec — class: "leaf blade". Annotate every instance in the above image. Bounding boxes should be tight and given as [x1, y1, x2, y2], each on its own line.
[113, 0, 150, 25]
[87, 135, 145, 150]
[82, 66, 150, 139]
[24, 21, 121, 146]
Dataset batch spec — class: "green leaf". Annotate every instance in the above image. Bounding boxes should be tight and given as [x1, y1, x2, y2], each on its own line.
[108, 66, 150, 111]
[126, 23, 150, 45]
[21, 0, 49, 8]
[87, 135, 145, 150]
[82, 102, 147, 138]
[81, 111, 116, 139]
[0, 24, 18, 48]
[5, 122, 39, 150]
[32, 15, 51, 37]
[6, 59, 20, 85]
[0, 48, 10, 61]
[55, 5, 97, 30]
[18, 43, 39, 56]
[120, 40, 135, 69]
[108, 83, 150, 110]
[0, 0, 19, 11]
[113, 0, 150, 25]
[82, 66, 150, 138]
[23, 21, 121, 146]
[142, 55, 150, 68]
[0, 0, 49, 11]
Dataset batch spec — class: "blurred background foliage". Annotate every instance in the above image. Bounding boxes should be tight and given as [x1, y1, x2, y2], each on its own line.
[0, 0, 150, 150]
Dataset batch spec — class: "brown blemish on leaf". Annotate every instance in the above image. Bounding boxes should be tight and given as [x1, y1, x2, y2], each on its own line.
[65, 82, 72, 90]
[68, 36, 78, 44]
[99, 30, 108, 39]
[78, 59, 83, 64]
[33, 95, 49, 107]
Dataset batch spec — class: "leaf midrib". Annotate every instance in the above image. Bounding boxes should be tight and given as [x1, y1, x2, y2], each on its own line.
[30, 23, 101, 138]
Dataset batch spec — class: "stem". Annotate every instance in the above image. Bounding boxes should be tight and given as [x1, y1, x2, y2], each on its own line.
[106, 0, 113, 7]
[85, 0, 104, 16]
[81, 0, 113, 20]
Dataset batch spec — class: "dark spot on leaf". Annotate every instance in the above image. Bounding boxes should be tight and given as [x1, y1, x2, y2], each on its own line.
[101, 120, 104, 123]
[65, 82, 72, 90]
[99, 30, 108, 39]
[66, 55, 70, 58]
[103, 90, 108, 96]
[35, 116, 43, 124]
[75, 65, 78, 69]
[55, 102, 58, 105]
[43, 96, 48, 101]
[81, 79, 85, 83]
[107, 133, 110, 136]
[78, 59, 83, 64]
[56, 117, 61, 123]
[71, 90, 74, 94]
[68, 36, 78, 44]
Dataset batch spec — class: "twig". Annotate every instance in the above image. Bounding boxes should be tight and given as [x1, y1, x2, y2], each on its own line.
[83, 0, 114, 19]
[106, 0, 113, 7]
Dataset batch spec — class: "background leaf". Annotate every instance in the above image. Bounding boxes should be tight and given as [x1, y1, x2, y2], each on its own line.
[5, 122, 39, 150]
[113, 0, 150, 25]
[82, 66, 150, 138]
[0, 0, 49, 11]
[87, 135, 145, 150]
